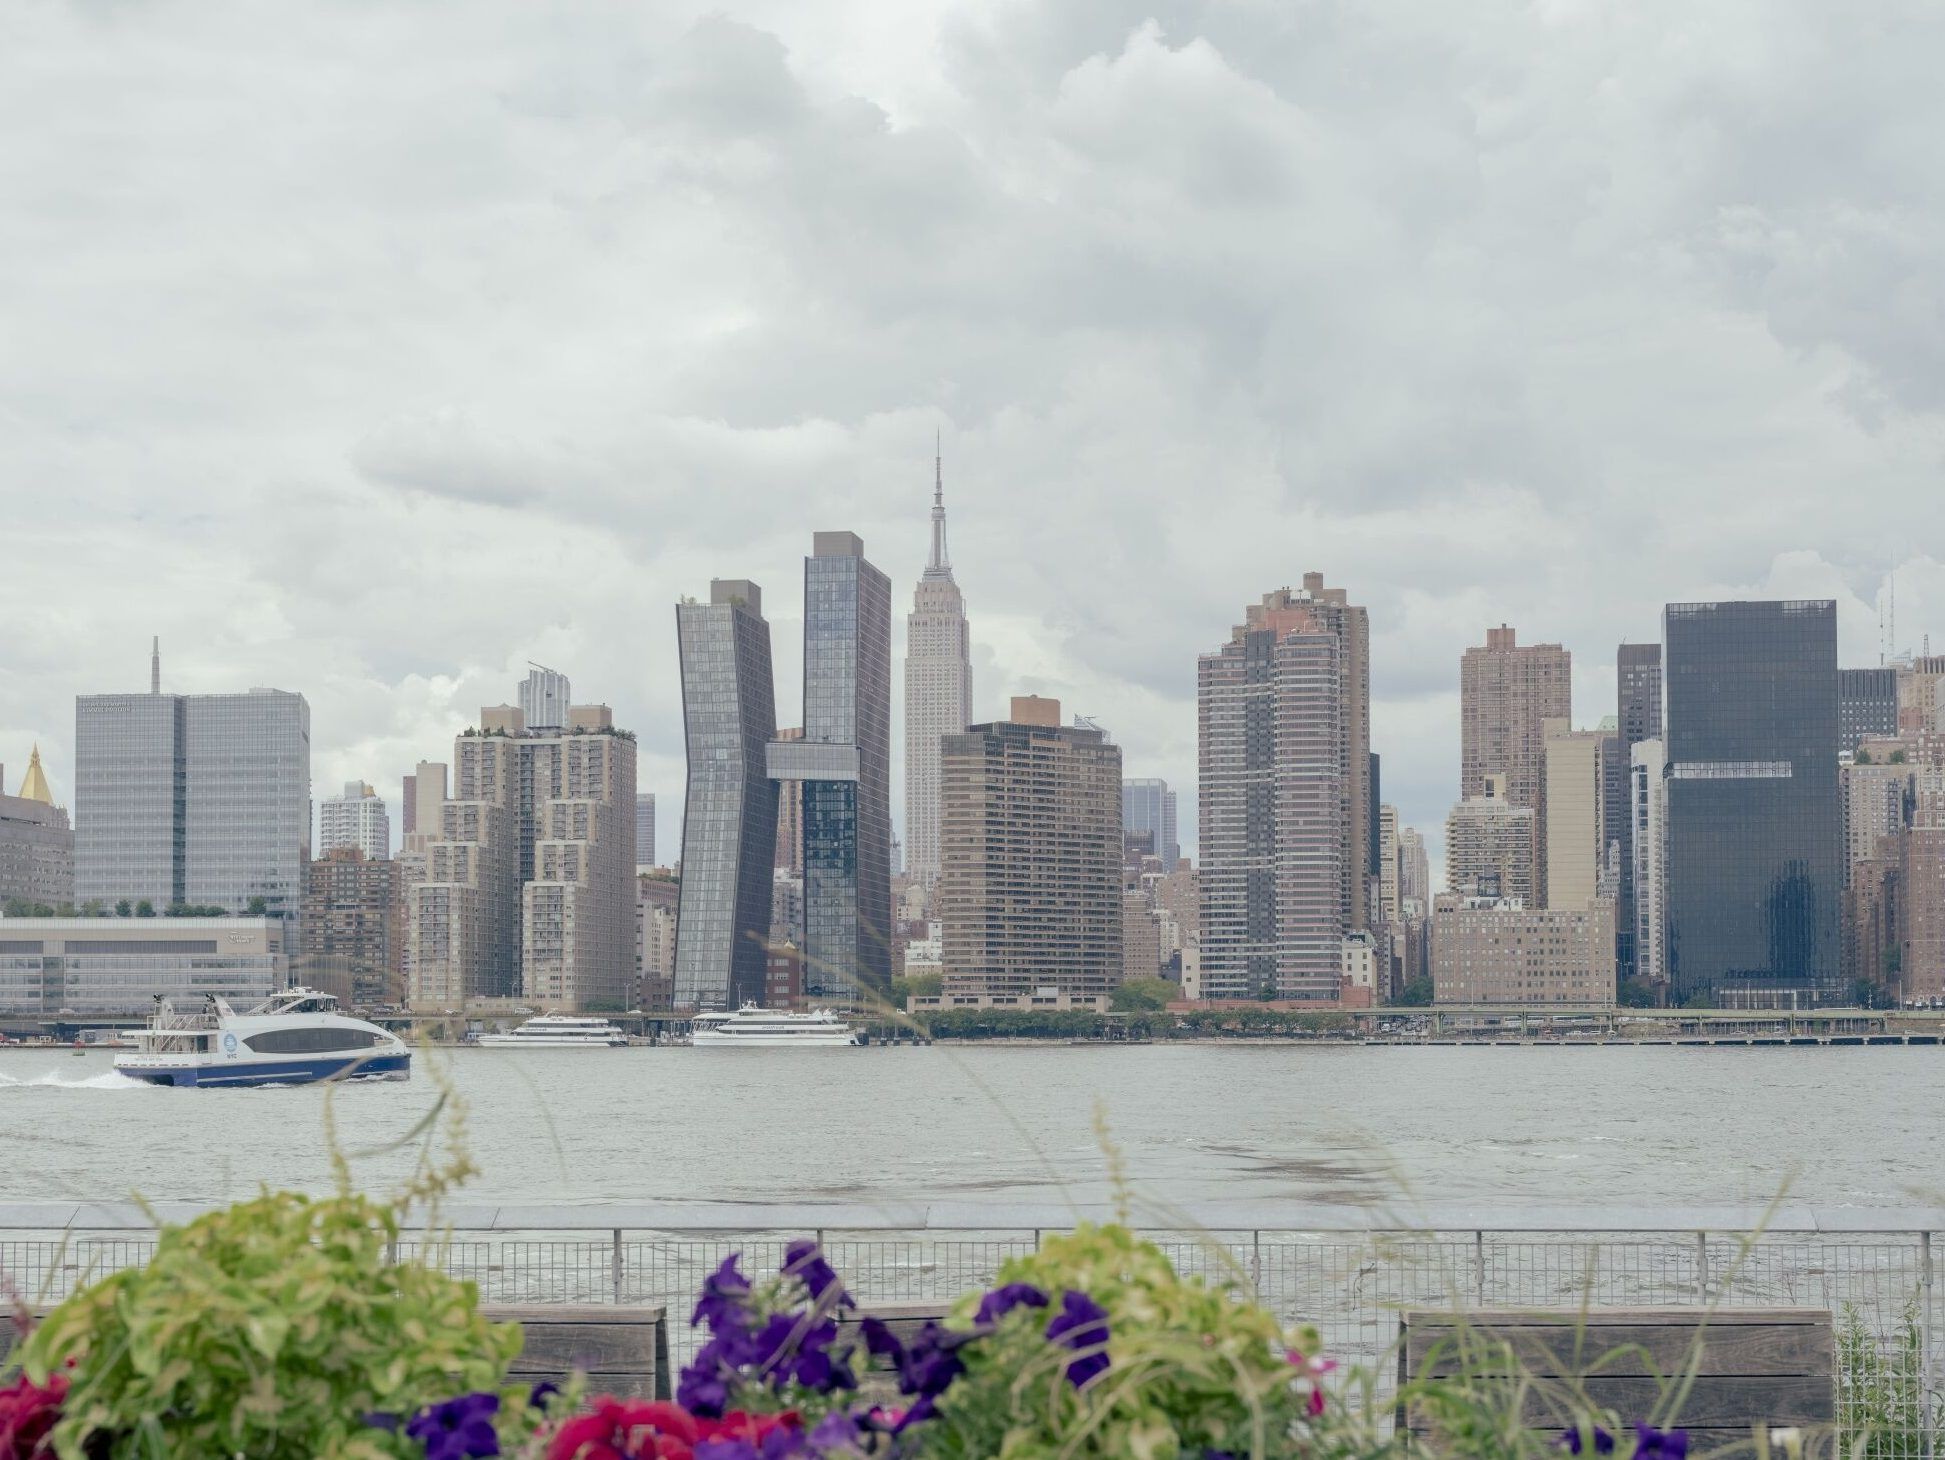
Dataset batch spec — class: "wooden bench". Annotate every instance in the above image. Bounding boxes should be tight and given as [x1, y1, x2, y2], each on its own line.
[6, 1305, 671, 1403]
[484, 1304, 671, 1401]
[1399, 1307, 1836, 1449]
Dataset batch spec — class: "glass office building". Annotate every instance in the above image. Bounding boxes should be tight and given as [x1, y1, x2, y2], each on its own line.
[1837, 667, 1898, 751]
[76, 687, 309, 916]
[1662, 601, 1840, 1004]
[795, 533, 892, 1002]
[1122, 778, 1179, 866]
[673, 580, 779, 1009]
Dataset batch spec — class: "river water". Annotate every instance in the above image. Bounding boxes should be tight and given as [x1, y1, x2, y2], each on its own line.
[2, 1044, 1939, 1213]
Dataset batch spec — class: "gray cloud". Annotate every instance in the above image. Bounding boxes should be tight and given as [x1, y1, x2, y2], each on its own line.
[3, 0, 1942, 883]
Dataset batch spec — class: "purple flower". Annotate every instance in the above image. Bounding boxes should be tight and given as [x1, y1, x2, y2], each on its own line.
[680, 1335, 739, 1416]
[696, 1431, 807, 1460]
[1633, 1425, 1689, 1459]
[974, 1282, 1049, 1326]
[807, 1411, 864, 1451]
[859, 1316, 907, 1368]
[783, 1239, 851, 1309]
[405, 1391, 501, 1460]
[1559, 1425, 1616, 1455]
[694, 1253, 756, 1333]
[1044, 1290, 1111, 1389]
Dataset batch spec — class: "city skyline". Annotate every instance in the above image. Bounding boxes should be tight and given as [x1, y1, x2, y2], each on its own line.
[7, 2, 1942, 902]
[14, 554, 1945, 896]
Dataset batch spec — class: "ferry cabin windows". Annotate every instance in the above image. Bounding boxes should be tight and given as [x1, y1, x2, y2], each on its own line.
[242, 1027, 384, 1054]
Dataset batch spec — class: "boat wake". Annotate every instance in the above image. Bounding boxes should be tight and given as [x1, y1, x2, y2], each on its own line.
[0, 1069, 149, 1091]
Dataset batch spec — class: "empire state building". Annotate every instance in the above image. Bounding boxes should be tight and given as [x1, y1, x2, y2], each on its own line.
[903, 444, 972, 897]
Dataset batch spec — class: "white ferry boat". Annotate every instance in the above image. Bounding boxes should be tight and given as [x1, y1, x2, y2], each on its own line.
[475, 1014, 629, 1048]
[690, 1004, 859, 1048]
[115, 989, 409, 1088]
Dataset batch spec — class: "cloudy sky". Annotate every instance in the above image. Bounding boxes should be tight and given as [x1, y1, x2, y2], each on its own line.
[5, 0, 1942, 877]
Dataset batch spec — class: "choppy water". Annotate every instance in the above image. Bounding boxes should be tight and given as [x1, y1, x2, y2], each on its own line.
[2, 1044, 1939, 1212]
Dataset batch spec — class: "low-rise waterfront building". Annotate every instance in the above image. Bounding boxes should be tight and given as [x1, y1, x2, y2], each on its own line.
[1430, 894, 1617, 1007]
[0, 916, 286, 1017]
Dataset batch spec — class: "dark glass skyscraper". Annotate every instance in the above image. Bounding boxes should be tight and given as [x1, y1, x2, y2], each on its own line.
[785, 533, 892, 1001]
[1662, 601, 1840, 1004]
[1837, 667, 1898, 751]
[674, 580, 779, 1009]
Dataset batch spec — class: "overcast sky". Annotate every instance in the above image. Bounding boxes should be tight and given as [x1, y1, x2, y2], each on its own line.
[5, 0, 1943, 879]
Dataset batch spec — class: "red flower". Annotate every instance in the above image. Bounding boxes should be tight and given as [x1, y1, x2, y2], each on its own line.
[0, 1371, 68, 1460]
[695, 1411, 800, 1444]
[547, 1398, 702, 1460]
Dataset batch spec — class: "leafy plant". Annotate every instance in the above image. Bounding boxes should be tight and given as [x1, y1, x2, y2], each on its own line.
[22, 1190, 522, 1459]
[1837, 1301, 1938, 1459]
[916, 1223, 1320, 1459]
[19, 1086, 526, 1460]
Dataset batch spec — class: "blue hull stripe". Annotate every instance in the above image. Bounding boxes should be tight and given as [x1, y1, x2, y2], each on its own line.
[118, 1053, 411, 1088]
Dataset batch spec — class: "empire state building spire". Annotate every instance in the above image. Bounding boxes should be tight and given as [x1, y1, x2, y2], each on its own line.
[924, 431, 952, 580]
[904, 432, 972, 898]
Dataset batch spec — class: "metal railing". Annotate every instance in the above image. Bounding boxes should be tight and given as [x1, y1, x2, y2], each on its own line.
[2, 1204, 1939, 1454]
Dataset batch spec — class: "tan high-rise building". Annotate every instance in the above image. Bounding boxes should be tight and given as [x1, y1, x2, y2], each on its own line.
[1903, 767, 1945, 1002]
[1445, 775, 1536, 904]
[1295, 574, 1371, 932]
[0, 747, 74, 910]
[1376, 804, 1401, 924]
[1396, 827, 1430, 914]
[1542, 719, 1611, 911]
[903, 447, 972, 900]
[298, 847, 403, 1008]
[408, 703, 636, 1012]
[1198, 587, 1359, 1000]
[939, 698, 1122, 1005]
[1461, 625, 1570, 893]
[1121, 887, 1164, 984]
[1431, 894, 1616, 1006]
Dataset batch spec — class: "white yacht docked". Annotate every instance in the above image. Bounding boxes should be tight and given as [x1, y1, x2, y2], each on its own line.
[690, 1004, 859, 1048]
[475, 1015, 629, 1048]
[115, 989, 409, 1088]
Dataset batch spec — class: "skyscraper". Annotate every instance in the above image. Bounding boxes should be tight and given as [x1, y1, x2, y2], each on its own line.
[777, 532, 892, 1002]
[1445, 774, 1537, 904]
[1295, 574, 1372, 932]
[1628, 738, 1667, 984]
[299, 848, 403, 1008]
[939, 697, 1122, 1005]
[1614, 642, 1663, 978]
[902, 445, 972, 897]
[320, 781, 389, 861]
[1838, 668, 1898, 751]
[76, 651, 310, 916]
[0, 747, 73, 910]
[635, 792, 656, 870]
[1122, 778, 1179, 866]
[1663, 600, 1841, 1003]
[1375, 803, 1401, 923]
[1198, 590, 1347, 1000]
[674, 580, 779, 1010]
[407, 702, 635, 1010]
[518, 664, 571, 732]
[1461, 625, 1571, 897]
[1541, 719, 1611, 911]
[1396, 826, 1430, 913]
